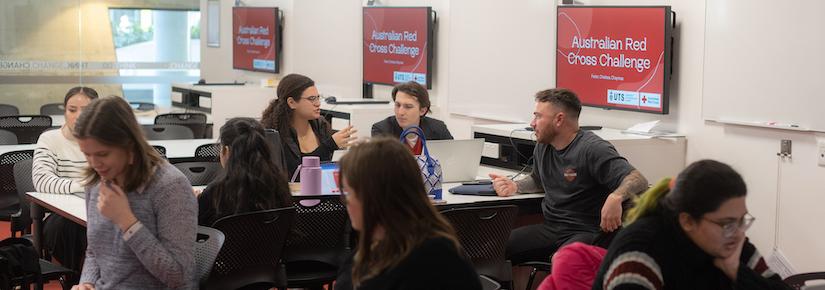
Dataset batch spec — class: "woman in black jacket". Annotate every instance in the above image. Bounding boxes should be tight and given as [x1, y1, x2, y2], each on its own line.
[335, 138, 480, 290]
[261, 73, 356, 176]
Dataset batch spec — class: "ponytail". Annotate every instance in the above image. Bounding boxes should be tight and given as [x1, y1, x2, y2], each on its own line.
[624, 177, 672, 226]
[210, 117, 291, 220]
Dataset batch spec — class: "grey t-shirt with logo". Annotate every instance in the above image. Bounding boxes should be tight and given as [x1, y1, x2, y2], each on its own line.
[531, 130, 635, 233]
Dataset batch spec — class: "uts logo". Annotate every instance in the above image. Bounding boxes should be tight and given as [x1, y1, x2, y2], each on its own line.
[563, 167, 577, 182]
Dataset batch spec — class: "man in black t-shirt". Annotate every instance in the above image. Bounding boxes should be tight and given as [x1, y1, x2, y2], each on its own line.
[490, 88, 649, 264]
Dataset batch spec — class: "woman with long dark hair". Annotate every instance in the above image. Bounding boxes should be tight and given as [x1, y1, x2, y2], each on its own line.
[198, 117, 291, 226]
[594, 160, 791, 290]
[261, 73, 356, 176]
[336, 138, 480, 290]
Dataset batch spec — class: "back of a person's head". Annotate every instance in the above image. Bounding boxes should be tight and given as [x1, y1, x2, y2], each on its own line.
[74, 96, 162, 192]
[339, 137, 458, 284]
[664, 159, 747, 219]
[211, 117, 290, 218]
[626, 159, 748, 225]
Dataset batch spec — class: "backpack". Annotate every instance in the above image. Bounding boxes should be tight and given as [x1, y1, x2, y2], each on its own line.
[0, 237, 41, 290]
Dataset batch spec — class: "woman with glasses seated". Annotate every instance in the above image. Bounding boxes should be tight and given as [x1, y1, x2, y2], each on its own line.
[593, 160, 791, 290]
[261, 73, 356, 177]
[335, 138, 480, 290]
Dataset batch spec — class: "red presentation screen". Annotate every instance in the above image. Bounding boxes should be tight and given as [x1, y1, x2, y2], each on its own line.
[556, 6, 672, 114]
[233, 7, 279, 73]
[363, 7, 433, 88]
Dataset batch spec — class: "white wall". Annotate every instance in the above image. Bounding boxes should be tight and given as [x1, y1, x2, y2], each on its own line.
[201, 0, 825, 272]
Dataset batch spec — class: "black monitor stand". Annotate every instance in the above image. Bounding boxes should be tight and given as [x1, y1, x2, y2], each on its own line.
[362, 83, 373, 99]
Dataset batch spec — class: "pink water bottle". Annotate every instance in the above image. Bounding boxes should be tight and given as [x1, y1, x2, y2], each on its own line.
[299, 156, 322, 196]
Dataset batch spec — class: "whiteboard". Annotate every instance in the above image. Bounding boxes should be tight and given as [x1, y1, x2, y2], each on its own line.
[702, 0, 825, 132]
[447, 0, 556, 123]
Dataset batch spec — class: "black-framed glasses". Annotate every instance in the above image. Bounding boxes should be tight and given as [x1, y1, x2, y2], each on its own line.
[704, 213, 755, 238]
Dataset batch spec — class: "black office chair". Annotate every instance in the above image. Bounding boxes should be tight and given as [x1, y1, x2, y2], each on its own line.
[152, 145, 167, 159]
[784, 272, 825, 290]
[0, 104, 20, 117]
[195, 226, 225, 285]
[480, 274, 502, 290]
[129, 101, 156, 112]
[2, 237, 75, 290]
[441, 205, 519, 289]
[39, 103, 65, 115]
[141, 124, 195, 140]
[155, 113, 208, 138]
[172, 161, 223, 186]
[204, 207, 296, 290]
[11, 159, 33, 238]
[0, 115, 53, 144]
[0, 129, 19, 145]
[194, 143, 221, 162]
[284, 195, 350, 289]
[0, 150, 34, 232]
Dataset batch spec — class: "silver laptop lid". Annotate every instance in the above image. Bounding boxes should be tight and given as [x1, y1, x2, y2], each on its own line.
[426, 139, 484, 183]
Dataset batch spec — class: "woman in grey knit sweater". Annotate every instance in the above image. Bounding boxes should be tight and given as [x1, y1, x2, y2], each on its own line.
[71, 96, 196, 290]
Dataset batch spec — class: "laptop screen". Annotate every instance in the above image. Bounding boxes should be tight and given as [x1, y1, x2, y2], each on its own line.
[321, 162, 341, 195]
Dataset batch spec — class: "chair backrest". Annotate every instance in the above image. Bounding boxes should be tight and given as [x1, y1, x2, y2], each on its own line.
[785, 272, 825, 290]
[0, 116, 53, 144]
[12, 159, 34, 233]
[480, 275, 502, 290]
[195, 143, 220, 162]
[264, 129, 287, 172]
[195, 226, 225, 284]
[141, 124, 194, 140]
[173, 161, 222, 186]
[0, 129, 18, 145]
[39, 103, 65, 115]
[441, 205, 518, 282]
[0, 104, 20, 117]
[0, 150, 34, 209]
[155, 113, 207, 138]
[129, 102, 156, 112]
[152, 145, 167, 158]
[210, 207, 296, 278]
[284, 195, 349, 266]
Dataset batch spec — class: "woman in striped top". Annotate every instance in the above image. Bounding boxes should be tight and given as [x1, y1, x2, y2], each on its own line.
[593, 160, 791, 290]
[35, 86, 98, 275]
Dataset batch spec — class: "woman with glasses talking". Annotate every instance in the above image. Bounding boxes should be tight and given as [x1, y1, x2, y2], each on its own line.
[261, 73, 357, 176]
[593, 160, 791, 290]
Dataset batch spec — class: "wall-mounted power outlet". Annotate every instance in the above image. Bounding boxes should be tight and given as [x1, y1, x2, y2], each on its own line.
[818, 141, 825, 167]
[780, 139, 792, 157]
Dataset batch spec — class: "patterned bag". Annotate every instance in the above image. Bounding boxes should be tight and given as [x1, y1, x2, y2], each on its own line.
[400, 126, 443, 200]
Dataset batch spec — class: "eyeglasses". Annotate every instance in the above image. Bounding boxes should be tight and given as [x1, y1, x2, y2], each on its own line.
[703, 213, 755, 238]
[302, 95, 322, 103]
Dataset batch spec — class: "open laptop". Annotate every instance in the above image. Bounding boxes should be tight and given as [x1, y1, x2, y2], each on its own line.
[426, 139, 485, 183]
[320, 162, 341, 195]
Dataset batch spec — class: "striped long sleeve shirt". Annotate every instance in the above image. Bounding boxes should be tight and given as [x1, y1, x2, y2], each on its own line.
[32, 129, 87, 194]
[593, 210, 792, 290]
